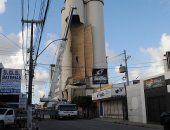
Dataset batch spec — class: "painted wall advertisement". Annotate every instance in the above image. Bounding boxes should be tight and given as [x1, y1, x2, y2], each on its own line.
[0, 69, 22, 94]
[144, 75, 166, 90]
[92, 68, 108, 84]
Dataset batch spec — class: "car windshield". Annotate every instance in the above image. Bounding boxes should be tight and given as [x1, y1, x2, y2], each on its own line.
[0, 108, 7, 114]
[59, 105, 77, 111]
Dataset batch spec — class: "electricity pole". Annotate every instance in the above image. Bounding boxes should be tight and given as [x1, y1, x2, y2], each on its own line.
[22, 19, 43, 130]
[124, 50, 130, 86]
[119, 50, 130, 120]
[123, 50, 130, 120]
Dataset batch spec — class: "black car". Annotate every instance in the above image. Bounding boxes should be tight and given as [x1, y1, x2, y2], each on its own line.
[160, 112, 170, 130]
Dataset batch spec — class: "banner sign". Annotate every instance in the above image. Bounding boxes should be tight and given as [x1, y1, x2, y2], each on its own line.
[92, 89, 112, 100]
[92, 87, 125, 100]
[111, 87, 125, 96]
[0, 69, 22, 94]
[144, 75, 166, 90]
[92, 68, 108, 84]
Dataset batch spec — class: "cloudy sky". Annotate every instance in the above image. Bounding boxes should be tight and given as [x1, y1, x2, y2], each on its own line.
[0, 0, 170, 103]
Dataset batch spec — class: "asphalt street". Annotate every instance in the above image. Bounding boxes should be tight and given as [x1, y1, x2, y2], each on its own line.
[38, 119, 162, 130]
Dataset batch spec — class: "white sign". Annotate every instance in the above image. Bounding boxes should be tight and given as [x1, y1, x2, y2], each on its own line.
[0, 69, 22, 94]
[92, 87, 125, 100]
[111, 87, 125, 96]
[92, 89, 112, 100]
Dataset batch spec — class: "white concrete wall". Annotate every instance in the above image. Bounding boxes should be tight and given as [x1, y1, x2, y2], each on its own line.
[165, 71, 170, 93]
[127, 83, 147, 123]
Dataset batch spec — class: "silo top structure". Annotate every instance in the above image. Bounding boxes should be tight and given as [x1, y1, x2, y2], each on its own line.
[50, 0, 107, 101]
[64, 0, 85, 24]
[85, 0, 106, 69]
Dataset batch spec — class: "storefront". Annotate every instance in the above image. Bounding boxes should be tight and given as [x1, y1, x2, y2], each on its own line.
[144, 75, 169, 123]
[92, 87, 127, 119]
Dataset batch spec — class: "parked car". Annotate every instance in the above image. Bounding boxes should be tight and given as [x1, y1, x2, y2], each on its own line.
[56, 104, 78, 119]
[160, 112, 170, 130]
[0, 108, 27, 129]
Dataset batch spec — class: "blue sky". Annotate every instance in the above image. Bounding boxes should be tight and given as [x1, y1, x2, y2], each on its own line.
[1, 0, 170, 103]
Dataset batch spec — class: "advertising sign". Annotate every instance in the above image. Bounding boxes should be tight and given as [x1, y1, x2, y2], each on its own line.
[92, 68, 108, 84]
[19, 94, 27, 109]
[0, 69, 22, 94]
[111, 87, 125, 96]
[144, 75, 166, 90]
[92, 89, 112, 100]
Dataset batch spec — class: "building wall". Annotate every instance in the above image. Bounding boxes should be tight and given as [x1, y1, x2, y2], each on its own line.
[164, 71, 170, 111]
[127, 83, 147, 123]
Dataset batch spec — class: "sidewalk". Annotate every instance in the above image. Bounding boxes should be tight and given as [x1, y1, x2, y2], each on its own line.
[95, 117, 163, 130]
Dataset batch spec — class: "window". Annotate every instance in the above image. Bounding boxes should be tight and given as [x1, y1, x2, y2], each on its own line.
[6, 110, 13, 115]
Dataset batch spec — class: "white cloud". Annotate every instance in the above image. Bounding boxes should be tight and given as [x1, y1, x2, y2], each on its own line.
[34, 69, 49, 81]
[139, 33, 170, 78]
[0, 26, 2, 32]
[0, 27, 50, 103]
[46, 33, 60, 54]
[0, 0, 7, 14]
[105, 42, 122, 64]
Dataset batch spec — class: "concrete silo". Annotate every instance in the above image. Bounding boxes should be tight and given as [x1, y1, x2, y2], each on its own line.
[85, 0, 107, 69]
[55, 0, 107, 101]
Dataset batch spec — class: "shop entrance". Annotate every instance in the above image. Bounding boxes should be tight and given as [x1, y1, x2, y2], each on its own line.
[103, 99, 124, 119]
[146, 96, 166, 123]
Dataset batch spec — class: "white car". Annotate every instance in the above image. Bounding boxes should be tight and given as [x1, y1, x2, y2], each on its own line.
[0, 108, 15, 129]
[57, 104, 78, 119]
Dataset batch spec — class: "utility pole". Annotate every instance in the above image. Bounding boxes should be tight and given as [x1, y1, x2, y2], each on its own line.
[123, 50, 130, 120]
[124, 50, 130, 86]
[22, 19, 43, 130]
[119, 50, 130, 120]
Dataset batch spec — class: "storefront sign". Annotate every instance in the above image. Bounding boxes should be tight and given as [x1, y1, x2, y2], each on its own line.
[92, 68, 108, 84]
[0, 69, 22, 94]
[92, 87, 125, 100]
[144, 75, 166, 90]
[111, 87, 125, 96]
[92, 89, 111, 100]
[96, 85, 112, 92]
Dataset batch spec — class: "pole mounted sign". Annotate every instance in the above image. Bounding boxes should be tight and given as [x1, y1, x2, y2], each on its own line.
[0, 69, 22, 94]
[92, 68, 108, 84]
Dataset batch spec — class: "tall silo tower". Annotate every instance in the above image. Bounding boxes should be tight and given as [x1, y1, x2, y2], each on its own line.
[56, 0, 107, 101]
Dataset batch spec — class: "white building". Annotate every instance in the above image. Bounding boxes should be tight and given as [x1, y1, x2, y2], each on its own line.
[127, 71, 170, 124]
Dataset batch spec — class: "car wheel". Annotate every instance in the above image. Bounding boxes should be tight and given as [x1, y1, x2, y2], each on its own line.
[0, 121, 4, 129]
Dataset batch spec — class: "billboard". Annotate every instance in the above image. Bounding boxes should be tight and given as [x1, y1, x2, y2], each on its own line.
[0, 69, 22, 94]
[144, 75, 166, 90]
[92, 68, 108, 84]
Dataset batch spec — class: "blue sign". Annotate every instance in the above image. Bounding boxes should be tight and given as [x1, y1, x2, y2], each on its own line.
[0, 69, 22, 94]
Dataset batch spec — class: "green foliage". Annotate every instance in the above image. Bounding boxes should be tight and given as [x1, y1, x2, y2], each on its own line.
[71, 96, 94, 110]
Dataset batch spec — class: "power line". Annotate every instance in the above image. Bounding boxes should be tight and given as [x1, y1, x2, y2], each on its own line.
[0, 33, 21, 49]
[33, 0, 38, 19]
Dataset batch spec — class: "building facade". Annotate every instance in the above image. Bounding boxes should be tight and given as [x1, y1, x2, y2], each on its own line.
[127, 72, 170, 124]
[92, 85, 127, 119]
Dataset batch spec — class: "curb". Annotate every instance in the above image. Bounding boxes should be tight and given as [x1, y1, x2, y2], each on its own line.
[95, 118, 163, 129]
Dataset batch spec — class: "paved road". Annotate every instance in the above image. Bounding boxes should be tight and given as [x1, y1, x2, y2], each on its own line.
[38, 119, 162, 130]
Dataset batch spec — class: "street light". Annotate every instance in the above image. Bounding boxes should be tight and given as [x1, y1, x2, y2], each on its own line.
[36, 38, 67, 59]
